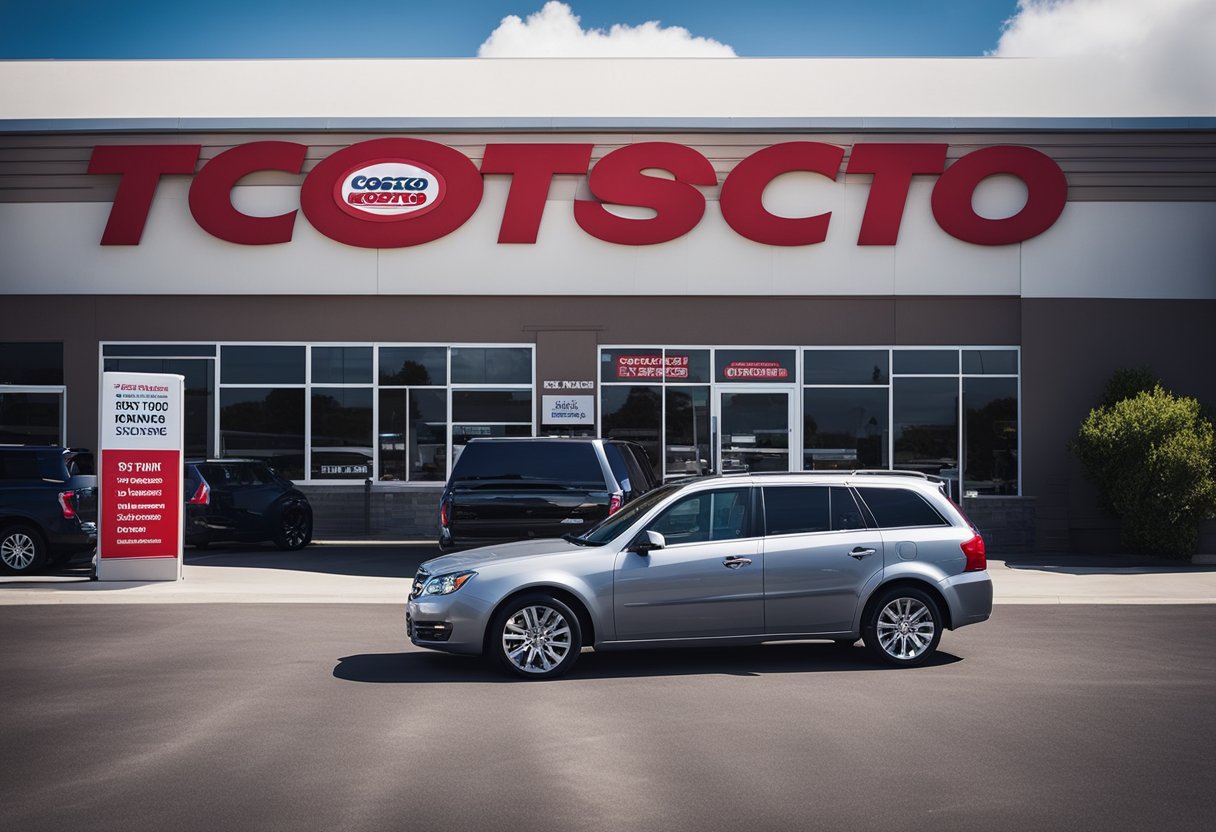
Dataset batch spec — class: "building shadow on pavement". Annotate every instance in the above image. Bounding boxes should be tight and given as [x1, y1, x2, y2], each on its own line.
[333, 643, 962, 683]
[994, 554, 1216, 576]
[185, 544, 438, 579]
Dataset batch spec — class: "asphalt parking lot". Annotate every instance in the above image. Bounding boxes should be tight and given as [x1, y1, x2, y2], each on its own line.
[2, 549, 1215, 832]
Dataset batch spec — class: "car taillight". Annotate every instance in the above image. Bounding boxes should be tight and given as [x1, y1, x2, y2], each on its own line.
[608, 493, 623, 516]
[58, 490, 77, 520]
[188, 481, 210, 505]
[961, 534, 986, 572]
[440, 500, 450, 528]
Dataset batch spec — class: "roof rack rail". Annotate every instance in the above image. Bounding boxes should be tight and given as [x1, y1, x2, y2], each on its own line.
[736, 469, 946, 483]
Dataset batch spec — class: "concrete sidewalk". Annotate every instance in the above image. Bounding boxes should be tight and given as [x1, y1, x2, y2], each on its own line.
[2, 545, 1215, 605]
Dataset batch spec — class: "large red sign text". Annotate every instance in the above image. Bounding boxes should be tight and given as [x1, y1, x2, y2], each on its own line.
[87, 139, 1068, 249]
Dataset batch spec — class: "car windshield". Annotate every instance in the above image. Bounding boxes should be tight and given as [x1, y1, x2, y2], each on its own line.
[568, 483, 682, 546]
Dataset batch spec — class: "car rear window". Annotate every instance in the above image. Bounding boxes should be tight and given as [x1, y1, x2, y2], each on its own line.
[854, 487, 948, 528]
[0, 451, 40, 480]
[450, 442, 607, 488]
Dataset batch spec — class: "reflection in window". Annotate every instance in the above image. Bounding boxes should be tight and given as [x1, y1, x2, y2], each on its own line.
[963, 350, 1018, 375]
[893, 350, 958, 375]
[964, 377, 1018, 495]
[220, 388, 305, 480]
[379, 389, 446, 482]
[452, 390, 532, 423]
[312, 347, 372, 384]
[311, 388, 373, 479]
[221, 345, 305, 384]
[893, 378, 958, 486]
[379, 347, 447, 385]
[649, 488, 750, 544]
[602, 385, 661, 478]
[803, 388, 888, 470]
[665, 387, 711, 478]
[451, 347, 531, 384]
[804, 350, 888, 385]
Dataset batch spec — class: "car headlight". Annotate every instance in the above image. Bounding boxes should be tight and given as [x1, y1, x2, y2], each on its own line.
[420, 571, 476, 596]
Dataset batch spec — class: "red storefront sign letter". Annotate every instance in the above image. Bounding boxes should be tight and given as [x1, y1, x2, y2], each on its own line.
[574, 143, 717, 245]
[719, 142, 845, 246]
[931, 146, 1068, 245]
[481, 143, 593, 243]
[847, 143, 948, 245]
[88, 145, 201, 245]
[188, 141, 308, 245]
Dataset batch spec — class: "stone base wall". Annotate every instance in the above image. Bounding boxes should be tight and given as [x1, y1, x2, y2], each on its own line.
[298, 484, 442, 540]
[961, 497, 1037, 554]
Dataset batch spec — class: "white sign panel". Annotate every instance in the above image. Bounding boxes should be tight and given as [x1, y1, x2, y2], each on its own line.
[542, 395, 594, 426]
[97, 371, 185, 582]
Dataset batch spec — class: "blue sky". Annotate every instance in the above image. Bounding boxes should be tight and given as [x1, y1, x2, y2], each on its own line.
[0, 1, 1023, 59]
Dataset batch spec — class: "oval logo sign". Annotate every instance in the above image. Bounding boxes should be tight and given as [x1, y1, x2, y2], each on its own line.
[334, 159, 446, 222]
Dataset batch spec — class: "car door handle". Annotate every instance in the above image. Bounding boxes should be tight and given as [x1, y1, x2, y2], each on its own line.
[723, 556, 752, 569]
[849, 547, 877, 559]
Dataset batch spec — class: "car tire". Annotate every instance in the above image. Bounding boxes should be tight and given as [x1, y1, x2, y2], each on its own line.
[862, 586, 943, 668]
[273, 501, 313, 551]
[0, 525, 47, 576]
[489, 593, 583, 680]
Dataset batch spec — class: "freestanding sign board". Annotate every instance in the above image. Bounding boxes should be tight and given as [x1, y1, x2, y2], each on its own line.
[97, 372, 184, 582]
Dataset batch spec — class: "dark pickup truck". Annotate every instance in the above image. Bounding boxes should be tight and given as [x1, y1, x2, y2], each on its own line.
[0, 445, 98, 575]
[438, 438, 659, 550]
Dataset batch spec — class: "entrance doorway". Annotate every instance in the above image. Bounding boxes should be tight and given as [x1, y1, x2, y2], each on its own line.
[716, 387, 796, 473]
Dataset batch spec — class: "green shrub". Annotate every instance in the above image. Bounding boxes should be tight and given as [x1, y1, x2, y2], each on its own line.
[1074, 381, 1216, 557]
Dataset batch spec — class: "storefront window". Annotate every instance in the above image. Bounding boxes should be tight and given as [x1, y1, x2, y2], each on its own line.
[452, 390, 532, 423]
[893, 349, 959, 375]
[221, 345, 305, 384]
[379, 347, 446, 385]
[312, 347, 372, 385]
[219, 387, 305, 480]
[379, 388, 446, 482]
[451, 347, 531, 384]
[804, 349, 888, 385]
[964, 377, 1019, 495]
[665, 387, 711, 478]
[803, 388, 889, 470]
[602, 385, 662, 477]
[963, 349, 1019, 375]
[893, 378, 959, 488]
[311, 387, 373, 479]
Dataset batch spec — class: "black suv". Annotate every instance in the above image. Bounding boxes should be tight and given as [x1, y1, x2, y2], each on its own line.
[184, 460, 313, 550]
[438, 438, 659, 550]
[0, 446, 97, 575]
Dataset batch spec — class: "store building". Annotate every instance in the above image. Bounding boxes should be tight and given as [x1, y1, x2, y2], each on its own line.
[1, 58, 1213, 550]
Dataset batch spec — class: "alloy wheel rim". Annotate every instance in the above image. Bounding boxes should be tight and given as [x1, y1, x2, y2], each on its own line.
[876, 597, 935, 660]
[1, 533, 37, 570]
[282, 508, 309, 548]
[502, 605, 572, 674]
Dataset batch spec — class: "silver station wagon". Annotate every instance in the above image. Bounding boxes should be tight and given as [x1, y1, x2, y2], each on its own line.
[407, 472, 993, 679]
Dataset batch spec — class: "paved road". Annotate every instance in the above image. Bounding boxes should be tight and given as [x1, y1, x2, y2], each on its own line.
[2, 603, 1214, 832]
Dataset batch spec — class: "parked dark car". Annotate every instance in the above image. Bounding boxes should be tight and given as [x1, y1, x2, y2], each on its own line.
[0, 445, 97, 575]
[184, 459, 312, 550]
[438, 438, 659, 550]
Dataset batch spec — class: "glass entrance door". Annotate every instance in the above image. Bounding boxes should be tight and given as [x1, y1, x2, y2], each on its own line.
[717, 387, 796, 473]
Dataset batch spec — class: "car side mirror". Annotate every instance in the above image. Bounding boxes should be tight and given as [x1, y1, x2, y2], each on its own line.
[629, 530, 665, 555]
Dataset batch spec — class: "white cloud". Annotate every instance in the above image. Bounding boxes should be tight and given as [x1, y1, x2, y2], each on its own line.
[992, 0, 1216, 110]
[478, 2, 736, 58]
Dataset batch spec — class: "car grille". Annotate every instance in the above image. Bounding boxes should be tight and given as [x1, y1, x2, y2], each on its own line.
[410, 570, 429, 600]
